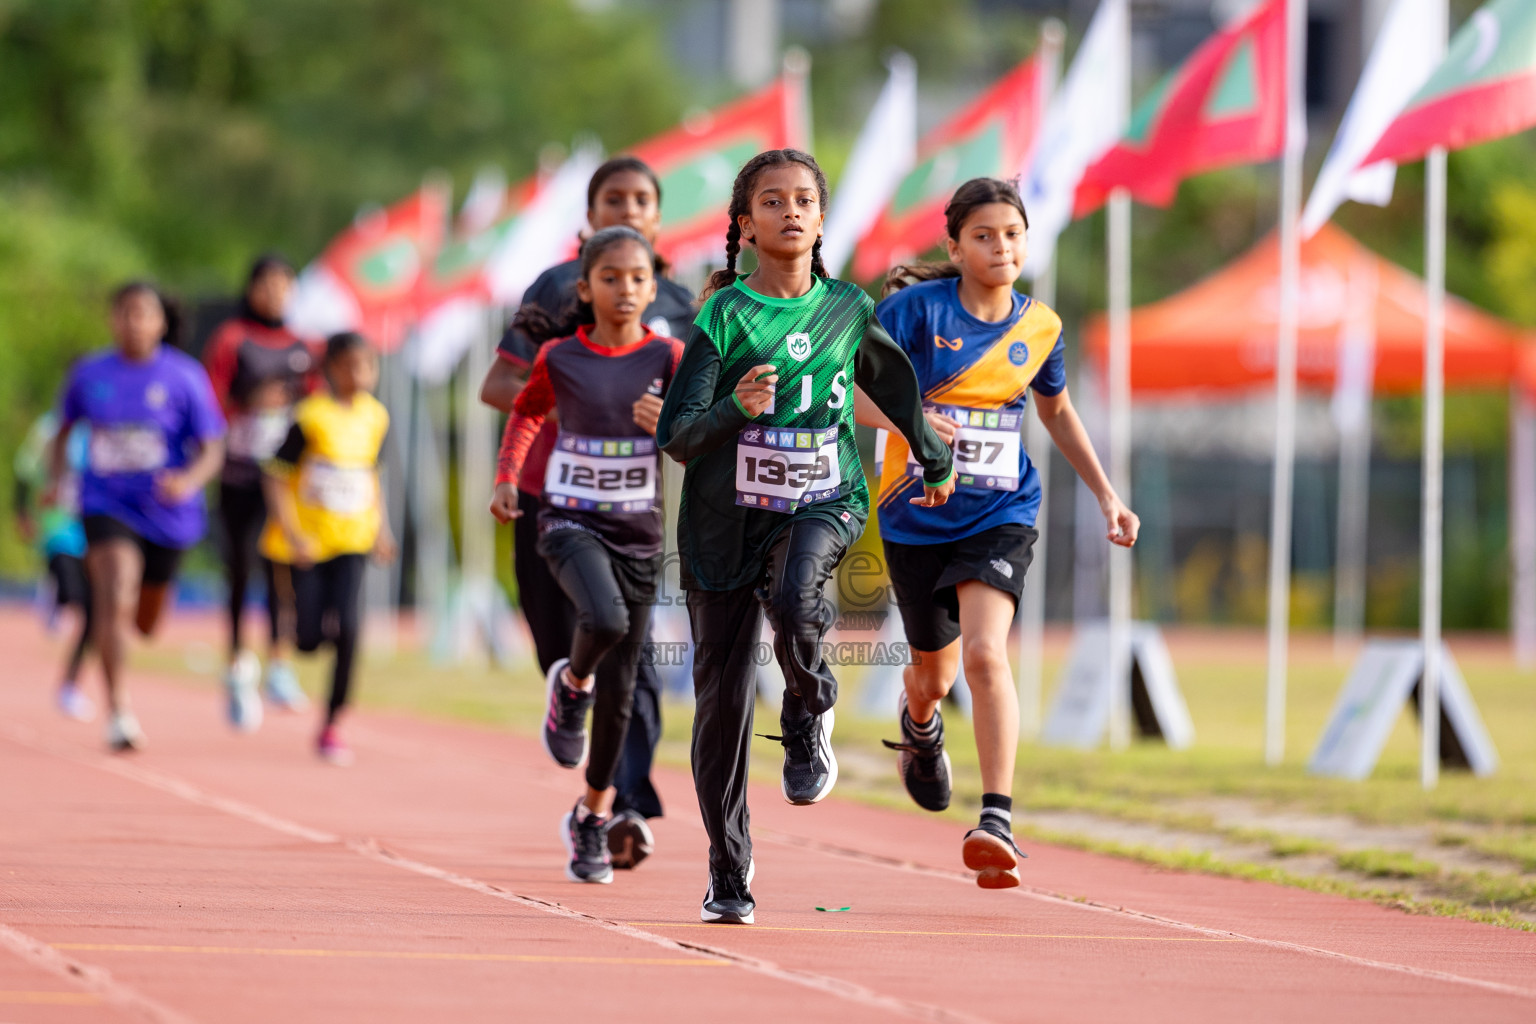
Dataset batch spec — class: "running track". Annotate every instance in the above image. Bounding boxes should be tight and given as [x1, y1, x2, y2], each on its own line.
[2, 616, 1533, 1022]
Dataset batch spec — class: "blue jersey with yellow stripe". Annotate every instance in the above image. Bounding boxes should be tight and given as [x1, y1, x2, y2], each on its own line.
[873, 277, 1065, 545]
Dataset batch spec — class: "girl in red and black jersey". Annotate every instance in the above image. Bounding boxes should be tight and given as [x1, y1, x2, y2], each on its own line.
[480, 156, 692, 869]
[490, 226, 682, 885]
[203, 254, 317, 731]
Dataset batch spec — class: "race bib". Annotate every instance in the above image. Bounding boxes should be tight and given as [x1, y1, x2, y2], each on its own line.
[300, 459, 375, 515]
[889, 406, 1023, 492]
[735, 424, 841, 513]
[89, 425, 168, 475]
[543, 433, 656, 513]
[227, 409, 291, 460]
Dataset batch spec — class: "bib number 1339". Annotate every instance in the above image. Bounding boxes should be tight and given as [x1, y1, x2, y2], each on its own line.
[735, 424, 842, 513]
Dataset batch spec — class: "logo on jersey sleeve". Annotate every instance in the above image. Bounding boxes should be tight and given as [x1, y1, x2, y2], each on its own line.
[785, 333, 812, 361]
[935, 334, 964, 351]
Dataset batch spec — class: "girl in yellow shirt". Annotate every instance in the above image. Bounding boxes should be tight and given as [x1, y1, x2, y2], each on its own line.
[261, 332, 395, 764]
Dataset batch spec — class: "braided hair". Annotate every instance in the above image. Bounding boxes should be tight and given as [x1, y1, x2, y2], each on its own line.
[701, 148, 830, 300]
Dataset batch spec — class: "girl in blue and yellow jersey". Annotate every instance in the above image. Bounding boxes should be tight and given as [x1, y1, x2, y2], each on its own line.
[860, 177, 1139, 889]
[260, 332, 395, 766]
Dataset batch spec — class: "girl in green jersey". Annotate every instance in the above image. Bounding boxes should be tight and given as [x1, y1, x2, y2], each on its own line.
[657, 149, 954, 924]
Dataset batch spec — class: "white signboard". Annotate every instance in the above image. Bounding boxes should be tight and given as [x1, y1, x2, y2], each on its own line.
[1041, 621, 1194, 750]
[1308, 639, 1498, 780]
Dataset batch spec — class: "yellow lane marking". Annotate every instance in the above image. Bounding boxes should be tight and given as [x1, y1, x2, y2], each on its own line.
[622, 924, 1243, 941]
[0, 990, 102, 1004]
[52, 944, 725, 967]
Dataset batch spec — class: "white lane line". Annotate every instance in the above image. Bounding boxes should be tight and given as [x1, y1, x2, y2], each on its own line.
[759, 829, 1536, 1002]
[0, 726, 990, 1024]
[0, 921, 198, 1024]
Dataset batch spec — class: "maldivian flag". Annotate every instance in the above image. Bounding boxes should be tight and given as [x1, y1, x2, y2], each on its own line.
[851, 56, 1044, 282]
[631, 75, 807, 268]
[1075, 0, 1286, 216]
[421, 176, 540, 311]
[310, 185, 450, 352]
[1364, 0, 1536, 165]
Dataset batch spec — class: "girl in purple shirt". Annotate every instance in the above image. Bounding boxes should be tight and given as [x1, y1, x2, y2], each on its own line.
[51, 282, 227, 752]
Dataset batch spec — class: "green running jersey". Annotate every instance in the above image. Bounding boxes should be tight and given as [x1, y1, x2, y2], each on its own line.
[658, 276, 952, 591]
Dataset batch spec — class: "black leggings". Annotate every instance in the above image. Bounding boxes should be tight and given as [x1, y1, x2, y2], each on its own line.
[538, 527, 657, 795]
[688, 515, 846, 876]
[49, 554, 92, 682]
[281, 555, 366, 724]
[515, 490, 577, 673]
[218, 482, 281, 654]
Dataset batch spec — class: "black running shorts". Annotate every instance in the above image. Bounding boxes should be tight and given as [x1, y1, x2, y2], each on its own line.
[83, 515, 185, 586]
[882, 523, 1038, 653]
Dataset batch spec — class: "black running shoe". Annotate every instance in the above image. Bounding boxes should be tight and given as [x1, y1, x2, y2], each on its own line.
[541, 658, 593, 769]
[700, 861, 755, 924]
[561, 802, 613, 884]
[768, 701, 838, 806]
[881, 693, 952, 812]
[605, 810, 655, 870]
[962, 818, 1027, 890]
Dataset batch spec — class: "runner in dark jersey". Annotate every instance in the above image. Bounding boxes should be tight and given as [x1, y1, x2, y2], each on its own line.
[203, 255, 316, 732]
[479, 157, 692, 869]
[490, 227, 682, 884]
[51, 282, 226, 752]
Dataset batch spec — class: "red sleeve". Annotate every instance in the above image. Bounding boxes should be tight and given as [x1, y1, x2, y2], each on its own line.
[665, 336, 684, 388]
[496, 347, 555, 487]
[202, 321, 243, 415]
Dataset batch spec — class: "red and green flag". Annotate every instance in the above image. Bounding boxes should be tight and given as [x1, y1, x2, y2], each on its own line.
[1365, 0, 1536, 165]
[313, 184, 450, 351]
[631, 74, 808, 268]
[420, 176, 541, 311]
[1075, 0, 1286, 216]
[851, 56, 1044, 283]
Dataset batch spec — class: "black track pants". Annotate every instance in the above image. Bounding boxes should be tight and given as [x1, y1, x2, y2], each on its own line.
[687, 515, 846, 876]
[286, 554, 366, 724]
[514, 490, 577, 674]
[539, 527, 658, 794]
[218, 482, 281, 654]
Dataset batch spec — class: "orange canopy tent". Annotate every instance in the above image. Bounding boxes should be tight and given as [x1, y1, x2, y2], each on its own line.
[1083, 224, 1531, 395]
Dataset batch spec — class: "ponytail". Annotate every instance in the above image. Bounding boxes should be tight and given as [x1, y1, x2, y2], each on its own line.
[880, 261, 962, 299]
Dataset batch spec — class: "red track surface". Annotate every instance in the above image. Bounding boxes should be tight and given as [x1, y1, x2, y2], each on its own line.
[2, 611, 1533, 1023]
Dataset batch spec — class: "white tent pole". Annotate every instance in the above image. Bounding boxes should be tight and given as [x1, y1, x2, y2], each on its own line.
[1106, 187, 1132, 751]
[1264, 0, 1307, 768]
[1511, 385, 1536, 666]
[1421, 144, 1447, 790]
[1017, 18, 1064, 742]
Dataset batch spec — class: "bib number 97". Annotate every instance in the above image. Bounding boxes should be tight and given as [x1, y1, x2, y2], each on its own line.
[557, 463, 649, 492]
[955, 439, 1005, 465]
[741, 452, 831, 489]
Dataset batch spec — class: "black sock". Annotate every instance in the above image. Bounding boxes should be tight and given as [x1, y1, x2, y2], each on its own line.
[980, 793, 1012, 832]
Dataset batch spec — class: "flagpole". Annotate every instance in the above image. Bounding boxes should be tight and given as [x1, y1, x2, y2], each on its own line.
[1018, 17, 1065, 741]
[1421, 143, 1447, 789]
[1264, 0, 1308, 767]
[1106, 187, 1132, 752]
[1511, 384, 1536, 666]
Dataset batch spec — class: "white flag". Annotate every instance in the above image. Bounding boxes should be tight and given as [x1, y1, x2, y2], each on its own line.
[485, 143, 603, 306]
[1020, 0, 1129, 279]
[414, 145, 601, 382]
[1301, 0, 1447, 238]
[821, 53, 918, 278]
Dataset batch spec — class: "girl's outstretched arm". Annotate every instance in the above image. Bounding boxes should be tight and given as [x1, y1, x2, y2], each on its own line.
[657, 324, 756, 462]
[1033, 388, 1138, 546]
[854, 321, 954, 502]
